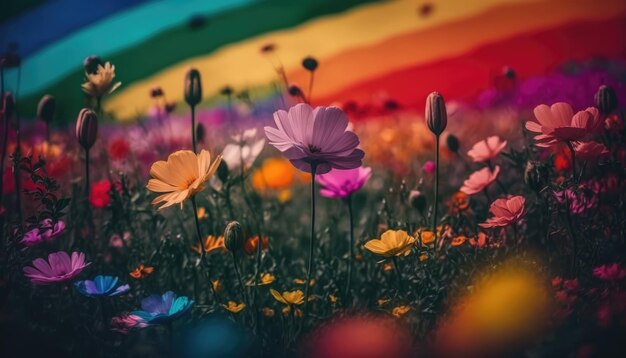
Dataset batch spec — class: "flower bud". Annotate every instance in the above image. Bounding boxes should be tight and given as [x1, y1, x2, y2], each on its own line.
[2, 92, 15, 119]
[288, 85, 303, 97]
[220, 86, 233, 97]
[76, 108, 98, 150]
[425, 92, 447, 136]
[502, 66, 516, 80]
[523, 161, 547, 192]
[409, 190, 427, 213]
[445, 134, 460, 153]
[595, 85, 618, 115]
[196, 122, 206, 143]
[224, 221, 244, 252]
[83, 55, 102, 75]
[302, 56, 318, 72]
[150, 86, 163, 98]
[37, 95, 56, 124]
[184, 68, 202, 107]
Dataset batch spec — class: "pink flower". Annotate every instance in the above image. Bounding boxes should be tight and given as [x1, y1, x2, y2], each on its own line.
[467, 136, 507, 162]
[593, 263, 626, 282]
[554, 184, 598, 215]
[460, 166, 500, 195]
[525, 103, 601, 147]
[316, 167, 371, 199]
[264, 103, 364, 174]
[422, 161, 436, 174]
[23, 251, 90, 285]
[479, 195, 525, 228]
[574, 141, 609, 160]
[20, 219, 66, 247]
[111, 314, 147, 333]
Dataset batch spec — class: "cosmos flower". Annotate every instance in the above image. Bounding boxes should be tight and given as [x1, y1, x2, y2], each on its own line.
[316, 166, 371, 199]
[246, 273, 276, 286]
[447, 191, 470, 214]
[525, 103, 600, 147]
[129, 264, 154, 279]
[23, 251, 90, 285]
[270, 289, 305, 306]
[222, 301, 246, 313]
[191, 235, 225, 255]
[20, 219, 65, 247]
[574, 141, 609, 160]
[89, 180, 115, 208]
[467, 136, 507, 162]
[479, 196, 526, 229]
[593, 263, 626, 282]
[221, 128, 265, 171]
[81, 62, 121, 98]
[74, 275, 130, 298]
[391, 305, 411, 317]
[553, 184, 598, 215]
[131, 291, 194, 325]
[147, 150, 222, 210]
[460, 166, 500, 195]
[264, 103, 364, 174]
[364, 230, 415, 257]
[111, 314, 147, 333]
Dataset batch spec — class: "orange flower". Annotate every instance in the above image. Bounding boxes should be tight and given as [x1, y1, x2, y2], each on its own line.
[378, 297, 391, 307]
[469, 232, 488, 248]
[222, 301, 246, 313]
[447, 191, 470, 215]
[451, 235, 468, 247]
[293, 278, 315, 287]
[392, 305, 411, 317]
[192, 235, 225, 254]
[414, 229, 435, 245]
[252, 157, 310, 196]
[243, 235, 269, 256]
[129, 264, 154, 279]
[212, 279, 222, 292]
[261, 307, 275, 317]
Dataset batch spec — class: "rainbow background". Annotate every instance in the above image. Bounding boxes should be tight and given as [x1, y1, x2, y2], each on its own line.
[2, 0, 625, 123]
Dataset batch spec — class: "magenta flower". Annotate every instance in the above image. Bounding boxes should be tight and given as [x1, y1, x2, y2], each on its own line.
[460, 166, 500, 195]
[23, 251, 90, 285]
[422, 161, 436, 174]
[479, 195, 526, 228]
[316, 167, 371, 199]
[111, 314, 147, 333]
[264, 103, 364, 174]
[525, 103, 601, 147]
[554, 184, 598, 215]
[593, 263, 626, 282]
[467, 136, 507, 162]
[20, 219, 66, 247]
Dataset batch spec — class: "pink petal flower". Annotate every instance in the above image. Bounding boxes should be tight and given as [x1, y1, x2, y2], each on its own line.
[467, 136, 508, 162]
[526, 103, 601, 146]
[460, 166, 500, 195]
[574, 141, 609, 160]
[23, 251, 90, 285]
[316, 167, 372, 199]
[479, 195, 526, 228]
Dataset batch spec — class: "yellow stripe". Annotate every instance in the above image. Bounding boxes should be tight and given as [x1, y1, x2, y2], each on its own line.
[105, 0, 553, 120]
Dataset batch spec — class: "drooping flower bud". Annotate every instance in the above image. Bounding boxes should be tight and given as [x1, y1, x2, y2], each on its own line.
[37, 95, 56, 124]
[196, 122, 206, 143]
[425, 92, 447, 136]
[83, 55, 102, 75]
[409, 190, 427, 213]
[2, 92, 15, 119]
[184, 68, 202, 107]
[445, 134, 460, 153]
[224, 221, 244, 252]
[594, 85, 618, 115]
[302, 56, 318, 72]
[76, 108, 98, 150]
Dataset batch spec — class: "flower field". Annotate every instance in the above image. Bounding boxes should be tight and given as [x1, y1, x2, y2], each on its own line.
[1, 1, 626, 357]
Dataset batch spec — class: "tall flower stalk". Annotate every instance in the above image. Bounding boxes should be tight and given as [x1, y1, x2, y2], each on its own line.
[185, 68, 202, 153]
[303, 163, 317, 319]
[76, 109, 98, 196]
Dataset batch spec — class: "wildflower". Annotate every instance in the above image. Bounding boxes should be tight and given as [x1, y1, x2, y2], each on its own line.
[419, 254, 429, 261]
[525, 103, 601, 147]
[131, 291, 194, 325]
[594, 85, 618, 115]
[37, 95, 56, 124]
[20, 219, 65, 246]
[460, 166, 500, 195]
[221, 128, 265, 171]
[383, 263, 393, 272]
[191, 235, 225, 255]
[469, 232, 489, 248]
[328, 294, 338, 303]
[129, 264, 154, 279]
[392, 305, 411, 317]
[364, 230, 415, 257]
[262, 307, 275, 317]
[414, 229, 435, 245]
[224, 221, 244, 252]
[422, 161, 436, 174]
[252, 157, 301, 192]
[574, 141, 609, 160]
[593, 263, 626, 282]
[23, 251, 90, 285]
[222, 301, 246, 313]
[247, 273, 275, 286]
[425, 92, 447, 136]
[316, 166, 371, 199]
[447, 191, 470, 214]
[197, 207, 207, 219]
[479, 196, 526, 228]
[451, 236, 467, 247]
[270, 289, 305, 306]
[554, 184, 598, 215]
[81, 62, 121, 98]
[76, 108, 98, 150]
[467, 136, 507, 162]
[89, 179, 111, 208]
[146, 150, 222, 210]
[108, 137, 131, 161]
[74, 275, 130, 298]
[243, 235, 269, 256]
[378, 298, 391, 307]
[111, 314, 147, 333]
[264, 103, 364, 174]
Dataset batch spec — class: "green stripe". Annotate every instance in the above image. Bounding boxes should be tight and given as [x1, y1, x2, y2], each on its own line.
[21, 0, 383, 123]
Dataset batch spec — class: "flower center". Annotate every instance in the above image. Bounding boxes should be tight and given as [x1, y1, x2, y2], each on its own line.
[308, 145, 321, 153]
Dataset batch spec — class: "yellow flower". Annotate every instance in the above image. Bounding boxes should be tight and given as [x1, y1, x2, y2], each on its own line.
[252, 158, 296, 191]
[328, 294, 338, 303]
[261, 307, 275, 317]
[222, 301, 246, 313]
[147, 150, 222, 210]
[192, 235, 225, 254]
[392, 305, 411, 317]
[270, 289, 305, 306]
[364, 230, 415, 257]
[247, 273, 276, 286]
[81, 62, 121, 98]
[293, 278, 315, 286]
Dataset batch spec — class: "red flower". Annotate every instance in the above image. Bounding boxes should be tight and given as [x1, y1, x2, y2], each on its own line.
[243, 235, 269, 256]
[90, 180, 112, 208]
[108, 137, 131, 161]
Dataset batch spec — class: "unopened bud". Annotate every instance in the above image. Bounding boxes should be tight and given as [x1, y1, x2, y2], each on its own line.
[425, 92, 447, 136]
[502, 66, 516, 80]
[37, 95, 56, 124]
[76, 108, 98, 150]
[445, 134, 460, 153]
[220, 86, 233, 97]
[595, 85, 618, 115]
[83, 55, 102, 75]
[409, 190, 427, 212]
[302, 56, 318, 72]
[288, 85, 303, 97]
[150, 86, 164, 98]
[184, 68, 202, 107]
[224, 221, 244, 252]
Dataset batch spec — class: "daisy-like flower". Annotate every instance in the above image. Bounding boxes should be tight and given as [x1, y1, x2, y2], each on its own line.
[131, 291, 194, 325]
[479, 196, 526, 229]
[221, 128, 265, 171]
[574, 141, 609, 160]
[363, 230, 416, 258]
[74, 275, 130, 298]
[392, 305, 411, 317]
[147, 150, 222, 210]
[460, 166, 500, 195]
[270, 289, 305, 306]
[246, 273, 275, 286]
[222, 301, 246, 314]
[23, 251, 90, 285]
[316, 166, 371, 199]
[467, 136, 507, 162]
[525, 103, 601, 147]
[81, 62, 121, 98]
[264, 103, 364, 174]
[191, 235, 225, 255]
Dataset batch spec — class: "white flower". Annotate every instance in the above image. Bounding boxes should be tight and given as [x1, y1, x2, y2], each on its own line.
[222, 128, 265, 171]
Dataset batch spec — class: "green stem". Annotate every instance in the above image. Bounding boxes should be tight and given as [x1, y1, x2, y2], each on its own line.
[191, 105, 197, 153]
[344, 196, 354, 301]
[191, 196, 217, 302]
[232, 252, 250, 314]
[303, 163, 317, 322]
[433, 135, 440, 252]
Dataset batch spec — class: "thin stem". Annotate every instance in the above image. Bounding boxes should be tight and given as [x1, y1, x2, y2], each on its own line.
[566, 141, 576, 180]
[85, 149, 90, 196]
[307, 71, 315, 104]
[232, 252, 250, 313]
[391, 256, 404, 291]
[344, 196, 354, 301]
[432, 135, 440, 252]
[96, 97, 102, 114]
[0, 102, 8, 212]
[191, 105, 197, 153]
[191, 196, 218, 302]
[303, 163, 317, 322]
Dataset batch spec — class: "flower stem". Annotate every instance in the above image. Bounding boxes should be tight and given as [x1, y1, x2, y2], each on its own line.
[303, 163, 318, 322]
[307, 71, 315, 104]
[85, 149, 90, 196]
[344, 196, 354, 301]
[433, 135, 440, 252]
[566, 141, 576, 180]
[191, 196, 217, 302]
[232, 251, 250, 315]
[191, 105, 197, 154]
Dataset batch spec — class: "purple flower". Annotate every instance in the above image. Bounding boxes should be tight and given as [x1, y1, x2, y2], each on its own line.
[23, 251, 90, 285]
[264, 103, 364, 174]
[554, 183, 598, 215]
[316, 167, 372, 199]
[20, 219, 65, 247]
[131, 291, 194, 325]
[111, 314, 147, 333]
[74, 275, 130, 297]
